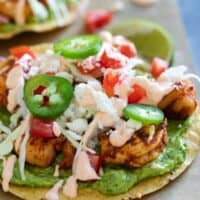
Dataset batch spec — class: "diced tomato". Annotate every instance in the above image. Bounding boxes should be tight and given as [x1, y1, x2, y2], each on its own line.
[118, 44, 136, 58]
[103, 71, 121, 97]
[30, 117, 55, 138]
[85, 9, 112, 33]
[100, 51, 122, 69]
[9, 45, 35, 59]
[151, 57, 168, 78]
[87, 152, 102, 174]
[128, 84, 146, 104]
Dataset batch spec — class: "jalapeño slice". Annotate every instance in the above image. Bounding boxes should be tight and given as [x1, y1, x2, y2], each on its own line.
[123, 104, 164, 125]
[54, 35, 102, 59]
[24, 75, 73, 120]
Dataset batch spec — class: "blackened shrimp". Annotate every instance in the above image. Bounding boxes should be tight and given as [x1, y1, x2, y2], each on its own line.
[158, 80, 197, 119]
[99, 120, 167, 168]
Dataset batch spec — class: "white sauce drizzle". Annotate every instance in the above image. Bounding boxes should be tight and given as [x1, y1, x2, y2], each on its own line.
[53, 122, 61, 137]
[82, 112, 116, 146]
[114, 78, 131, 100]
[6, 67, 24, 90]
[45, 180, 63, 200]
[110, 97, 127, 116]
[14, 134, 23, 153]
[2, 155, 17, 192]
[6, 54, 33, 113]
[75, 83, 118, 119]
[53, 165, 60, 177]
[73, 151, 99, 181]
[18, 114, 31, 180]
[158, 65, 187, 82]
[63, 176, 78, 198]
[63, 151, 99, 198]
[109, 122, 134, 147]
[130, 76, 174, 105]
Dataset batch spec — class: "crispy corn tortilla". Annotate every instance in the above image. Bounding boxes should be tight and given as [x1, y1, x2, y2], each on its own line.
[0, 14, 75, 39]
[0, 0, 87, 39]
[7, 109, 200, 200]
[2, 44, 200, 199]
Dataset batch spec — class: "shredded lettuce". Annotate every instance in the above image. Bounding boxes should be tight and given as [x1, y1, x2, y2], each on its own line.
[18, 124, 30, 180]
[28, 0, 49, 20]
[0, 121, 11, 135]
[0, 115, 30, 157]
[46, 0, 68, 26]
[0, 125, 23, 157]
[59, 126, 81, 148]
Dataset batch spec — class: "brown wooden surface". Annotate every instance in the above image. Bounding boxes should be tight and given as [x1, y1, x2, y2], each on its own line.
[0, 0, 199, 199]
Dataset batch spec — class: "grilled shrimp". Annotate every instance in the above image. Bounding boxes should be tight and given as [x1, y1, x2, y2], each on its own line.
[0, 57, 15, 106]
[21, 136, 75, 168]
[158, 80, 197, 119]
[99, 120, 167, 168]
[59, 140, 76, 169]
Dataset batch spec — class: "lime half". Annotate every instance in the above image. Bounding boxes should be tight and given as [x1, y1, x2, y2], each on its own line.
[109, 19, 174, 65]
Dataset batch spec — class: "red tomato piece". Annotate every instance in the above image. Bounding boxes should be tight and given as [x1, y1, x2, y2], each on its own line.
[118, 44, 136, 58]
[103, 71, 121, 97]
[9, 45, 35, 59]
[87, 152, 102, 174]
[85, 9, 112, 33]
[78, 58, 103, 78]
[151, 57, 168, 78]
[128, 84, 146, 104]
[100, 51, 122, 69]
[30, 117, 55, 138]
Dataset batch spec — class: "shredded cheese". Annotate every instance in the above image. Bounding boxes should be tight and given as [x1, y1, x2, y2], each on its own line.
[63, 150, 99, 198]
[63, 176, 78, 198]
[109, 121, 134, 147]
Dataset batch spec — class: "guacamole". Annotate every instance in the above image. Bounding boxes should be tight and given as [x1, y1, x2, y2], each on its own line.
[0, 119, 190, 195]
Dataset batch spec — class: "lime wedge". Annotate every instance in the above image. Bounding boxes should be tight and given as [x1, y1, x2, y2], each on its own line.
[109, 19, 174, 65]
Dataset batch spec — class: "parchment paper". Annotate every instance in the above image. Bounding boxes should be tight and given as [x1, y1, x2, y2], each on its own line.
[0, 0, 199, 199]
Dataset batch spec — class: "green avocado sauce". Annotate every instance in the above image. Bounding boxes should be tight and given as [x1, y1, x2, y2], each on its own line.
[0, 23, 18, 33]
[0, 119, 191, 195]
